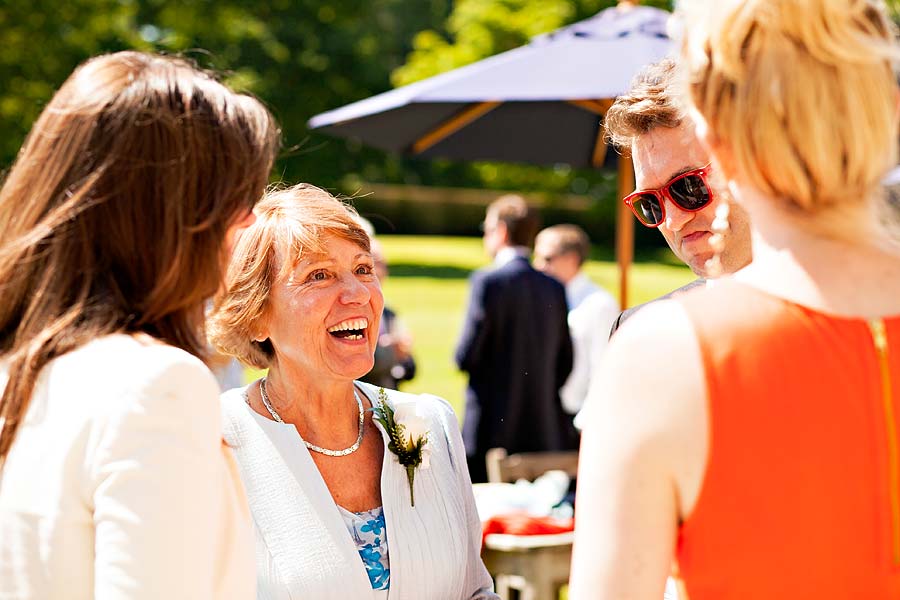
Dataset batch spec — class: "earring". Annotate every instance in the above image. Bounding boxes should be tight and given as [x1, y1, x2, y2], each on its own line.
[727, 178, 741, 199]
[704, 202, 731, 278]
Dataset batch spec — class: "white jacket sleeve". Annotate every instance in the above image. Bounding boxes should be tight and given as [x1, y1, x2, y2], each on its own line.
[434, 398, 500, 600]
[88, 355, 231, 599]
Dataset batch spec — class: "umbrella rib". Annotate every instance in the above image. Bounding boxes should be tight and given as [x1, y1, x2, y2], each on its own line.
[412, 101, 502, 154]
[568, 99, 614, 168]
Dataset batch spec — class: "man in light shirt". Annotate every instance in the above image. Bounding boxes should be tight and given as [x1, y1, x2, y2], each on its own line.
[534, 224, 619, 416]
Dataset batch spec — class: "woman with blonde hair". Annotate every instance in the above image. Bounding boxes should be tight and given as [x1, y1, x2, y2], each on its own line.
[570, 0, 900, 598]
[0, 51, 280, 598]
[209, 184, 496, 599]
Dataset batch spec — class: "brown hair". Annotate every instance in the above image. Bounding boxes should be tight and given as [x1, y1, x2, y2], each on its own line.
[604, 57, 686, 150]
[0, 51, 280, 468]
[487, 194, 541, 248]
[536, 224, 592, 265]
[209, 184, 371, 369]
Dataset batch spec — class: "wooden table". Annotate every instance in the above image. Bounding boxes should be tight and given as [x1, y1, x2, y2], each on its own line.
[481, 531, 573, 600]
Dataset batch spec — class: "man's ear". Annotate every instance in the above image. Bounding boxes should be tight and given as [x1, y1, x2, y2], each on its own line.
[496, 221, 510, 245]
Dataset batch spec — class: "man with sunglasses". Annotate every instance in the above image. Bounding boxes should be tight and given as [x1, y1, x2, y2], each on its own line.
[605, 58, 752, 335]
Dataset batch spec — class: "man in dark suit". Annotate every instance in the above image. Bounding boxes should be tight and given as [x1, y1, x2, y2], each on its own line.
[455, 194, 576, 483]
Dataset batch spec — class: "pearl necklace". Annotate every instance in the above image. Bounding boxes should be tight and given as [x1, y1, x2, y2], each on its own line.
[259, 377, 365, 457]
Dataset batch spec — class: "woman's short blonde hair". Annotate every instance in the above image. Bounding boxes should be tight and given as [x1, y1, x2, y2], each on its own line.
[209, 184, 370, 369]
[680, 0, 899, 212]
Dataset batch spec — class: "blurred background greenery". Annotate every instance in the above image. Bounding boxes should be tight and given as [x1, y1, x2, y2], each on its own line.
[4, 0, 900, 194]
[1, 0, 674, 244]
[4, 0, 898, 241]
[5, 0, 899, 405]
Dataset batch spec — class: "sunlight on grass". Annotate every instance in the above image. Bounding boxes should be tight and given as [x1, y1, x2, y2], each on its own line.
[377, 235, 694, 415]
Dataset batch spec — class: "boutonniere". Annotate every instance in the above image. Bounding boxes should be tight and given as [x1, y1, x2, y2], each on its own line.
[371, 388, 431, 507]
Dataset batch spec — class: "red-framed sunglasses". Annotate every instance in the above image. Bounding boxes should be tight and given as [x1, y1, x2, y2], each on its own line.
[623, 164, 714, 228]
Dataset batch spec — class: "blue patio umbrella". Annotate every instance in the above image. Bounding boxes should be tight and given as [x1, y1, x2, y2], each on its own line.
[308, 3, 674, 305]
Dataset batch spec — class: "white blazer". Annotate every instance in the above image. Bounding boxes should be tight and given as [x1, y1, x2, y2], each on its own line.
[0, 334, 255, 600]
[221, 381, 498, 600]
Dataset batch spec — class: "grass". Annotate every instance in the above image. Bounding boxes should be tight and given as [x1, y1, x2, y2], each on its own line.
[244, 234, 694, 415]
[375, 235, 694, 414]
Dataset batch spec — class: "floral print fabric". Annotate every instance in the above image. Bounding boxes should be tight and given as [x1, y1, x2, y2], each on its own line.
[338, 505, 390, 590]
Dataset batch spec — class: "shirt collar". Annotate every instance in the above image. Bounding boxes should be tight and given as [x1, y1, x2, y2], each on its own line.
[494, 246, 530, 267]
[565, 272, 596, 309]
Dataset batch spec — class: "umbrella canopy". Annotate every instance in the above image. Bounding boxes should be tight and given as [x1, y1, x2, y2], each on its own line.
[309, 4, 671, 168]
[308, 4, 674, 306]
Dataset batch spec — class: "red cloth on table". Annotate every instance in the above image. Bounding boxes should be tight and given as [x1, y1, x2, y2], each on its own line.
[481, 512, 575, 549]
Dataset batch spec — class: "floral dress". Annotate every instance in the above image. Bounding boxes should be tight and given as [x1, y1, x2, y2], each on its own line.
[338, 505, 391, 592]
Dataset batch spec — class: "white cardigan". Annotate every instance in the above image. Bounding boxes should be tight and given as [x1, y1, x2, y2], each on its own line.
[221, 381, 498, 600]
[0, 335, 255, 600]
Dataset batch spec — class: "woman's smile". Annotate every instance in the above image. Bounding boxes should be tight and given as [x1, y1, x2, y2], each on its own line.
[327, 317, 370, 341]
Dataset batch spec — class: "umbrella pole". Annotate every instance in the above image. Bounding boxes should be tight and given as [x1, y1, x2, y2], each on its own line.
[616, 154, 634, 309]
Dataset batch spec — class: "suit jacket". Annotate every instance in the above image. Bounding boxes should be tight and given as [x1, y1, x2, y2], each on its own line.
[220, 382, 497, 600]
[608, 278, 707, 338]
[455, 255, 576, 466]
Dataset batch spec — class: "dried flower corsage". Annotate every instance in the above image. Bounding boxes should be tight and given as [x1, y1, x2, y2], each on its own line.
[370, 388, 431, 507]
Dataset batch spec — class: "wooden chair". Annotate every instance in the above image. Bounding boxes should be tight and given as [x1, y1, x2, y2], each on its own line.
[481, 448, 578, 600]
[485, 448, 578, 484]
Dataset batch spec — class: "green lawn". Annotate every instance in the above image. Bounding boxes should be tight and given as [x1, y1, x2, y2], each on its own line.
[244, 234, 694, 414]
[375, 235, 694, 414]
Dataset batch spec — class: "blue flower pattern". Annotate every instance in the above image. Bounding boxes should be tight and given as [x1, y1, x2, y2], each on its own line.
[340, 506, 390, 590]
[360, 517, 384, 536]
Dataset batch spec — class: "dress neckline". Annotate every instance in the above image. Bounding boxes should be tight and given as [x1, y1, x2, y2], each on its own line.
[337, 504, 384, 519]
[718, 278, 900, 324]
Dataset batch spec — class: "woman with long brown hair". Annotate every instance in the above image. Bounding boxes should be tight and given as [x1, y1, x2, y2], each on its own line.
[0, 51, 279, 598]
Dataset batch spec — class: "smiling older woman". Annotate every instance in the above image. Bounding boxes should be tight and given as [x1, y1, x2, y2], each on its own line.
[209, 184, 497, 600]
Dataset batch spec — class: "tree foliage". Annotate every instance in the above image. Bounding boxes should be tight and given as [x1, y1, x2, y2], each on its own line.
[3, 0, 898, 204]
[0, 0, 451, 188]
[889, 0, 900, 18]
[0, 0, 679, 241]
[386, 0, 671, 203]
[394, 0, 669, 87]
[0, 0, 139, 161]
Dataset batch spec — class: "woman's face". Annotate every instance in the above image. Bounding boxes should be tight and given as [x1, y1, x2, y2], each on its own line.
[260, 234, 384, 383]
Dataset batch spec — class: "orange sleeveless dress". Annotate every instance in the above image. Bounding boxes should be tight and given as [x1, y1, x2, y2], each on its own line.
[675, 281, 900, 599]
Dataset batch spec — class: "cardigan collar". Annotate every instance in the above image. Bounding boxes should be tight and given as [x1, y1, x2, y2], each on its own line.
[221, 382, 415, 600]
